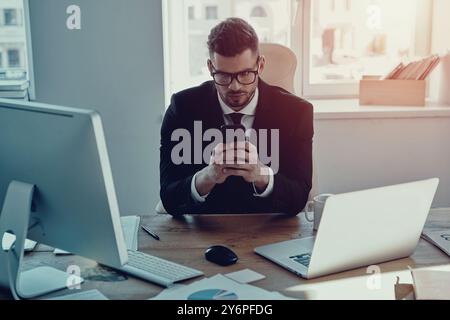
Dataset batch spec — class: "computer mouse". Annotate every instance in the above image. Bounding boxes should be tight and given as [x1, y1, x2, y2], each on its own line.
[205, 245, 238, 266]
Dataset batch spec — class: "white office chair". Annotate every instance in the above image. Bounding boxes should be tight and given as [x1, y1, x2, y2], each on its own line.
[259, 43, 318, 211]
[155, 199, 168, 215]
[259, 43, 298, 94]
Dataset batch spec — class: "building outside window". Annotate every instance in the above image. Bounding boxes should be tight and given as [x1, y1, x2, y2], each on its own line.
[7, 48, 20, 67]
[205, 6, 218, 20]
[0, 0, 29, 81]
[188, 6, 195, 20]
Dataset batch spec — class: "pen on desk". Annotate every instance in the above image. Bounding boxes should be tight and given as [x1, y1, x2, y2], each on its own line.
[141, 225, 160, 241]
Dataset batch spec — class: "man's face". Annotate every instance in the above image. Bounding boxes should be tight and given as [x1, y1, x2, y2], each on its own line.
[208, 49, 265, 112]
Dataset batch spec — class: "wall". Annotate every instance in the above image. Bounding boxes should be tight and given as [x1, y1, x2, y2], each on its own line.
[314, 1, 450, 208]
[314, 114, 450, 208]
[28, 0, 164, 215]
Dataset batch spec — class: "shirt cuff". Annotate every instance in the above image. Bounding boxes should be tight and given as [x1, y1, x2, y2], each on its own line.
[191, 171, 209, 203]
[253, 167, 274, 198]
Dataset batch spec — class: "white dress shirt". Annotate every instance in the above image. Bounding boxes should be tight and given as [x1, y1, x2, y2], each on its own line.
[191, 88, 275, 203]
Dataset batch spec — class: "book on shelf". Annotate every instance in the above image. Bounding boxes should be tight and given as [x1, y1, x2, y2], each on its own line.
[383, 55, 441, 80]
[419, 56, 441, 80]
[384, 62, 404, 80]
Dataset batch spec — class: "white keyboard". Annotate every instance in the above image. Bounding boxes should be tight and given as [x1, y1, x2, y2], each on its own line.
[117, 250, 203, 287]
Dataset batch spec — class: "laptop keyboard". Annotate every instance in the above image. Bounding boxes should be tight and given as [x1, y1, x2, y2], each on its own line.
[290, 253, 311, 268]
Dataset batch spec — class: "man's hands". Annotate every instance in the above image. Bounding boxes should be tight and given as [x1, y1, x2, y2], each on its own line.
[195, 141, 270, 197]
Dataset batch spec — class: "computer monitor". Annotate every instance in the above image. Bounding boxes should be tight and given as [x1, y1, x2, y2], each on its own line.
[0, 98, 128, 268]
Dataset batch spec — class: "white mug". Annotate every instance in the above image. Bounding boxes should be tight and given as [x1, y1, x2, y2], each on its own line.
[304, 194, 334, 231]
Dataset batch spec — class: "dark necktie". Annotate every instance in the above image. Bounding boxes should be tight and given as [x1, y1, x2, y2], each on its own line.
[229, 113, 244, 126]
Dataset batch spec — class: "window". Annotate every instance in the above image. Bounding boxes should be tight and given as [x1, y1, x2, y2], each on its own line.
[188, 6, 195, 20]
[163, 0, 433, 102]
[250, 6, 268, 18]
[205, 6, 218, 20]
[7, 48, 20, 67]
[4, 9, 19, 26]
[0, 0, 34, 98]
[303, 0, 432, 98]
[163, 0, 291, 105]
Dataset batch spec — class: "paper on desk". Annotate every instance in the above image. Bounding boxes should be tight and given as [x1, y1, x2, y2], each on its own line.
[150, 274, 296, 300]
[53, 248, 71, 255]
[225, 269, 266, 284]
[47, 289, 108, 300]
[422, 229, 450, 256]
[2, 233, 37, 252]
[152, 284, 186, 296]
[53, 215, 140, 255]
[410, 264, 450, 300]
[121, 215, 140, 251]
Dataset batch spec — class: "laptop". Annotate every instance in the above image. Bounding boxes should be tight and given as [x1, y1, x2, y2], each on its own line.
[255, 178, 439, 279]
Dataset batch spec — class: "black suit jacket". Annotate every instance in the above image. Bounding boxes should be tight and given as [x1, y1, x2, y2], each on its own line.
[160, 80, 314, 216]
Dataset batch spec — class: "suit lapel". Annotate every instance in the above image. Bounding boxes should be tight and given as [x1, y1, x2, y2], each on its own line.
[204, 81, 225, 130]
[253, 80, 272, 131]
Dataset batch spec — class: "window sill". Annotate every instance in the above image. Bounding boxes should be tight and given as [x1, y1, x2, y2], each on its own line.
[311, 99, 450, 120]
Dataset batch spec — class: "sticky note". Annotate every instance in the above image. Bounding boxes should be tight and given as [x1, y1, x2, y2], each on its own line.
[224, 269, 266, 284]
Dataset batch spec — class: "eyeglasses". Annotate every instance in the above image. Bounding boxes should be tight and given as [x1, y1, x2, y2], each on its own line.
[210, 57, 261, 86]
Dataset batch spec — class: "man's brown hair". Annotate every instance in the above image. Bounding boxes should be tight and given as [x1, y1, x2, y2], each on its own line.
[207, 18, 259, 58]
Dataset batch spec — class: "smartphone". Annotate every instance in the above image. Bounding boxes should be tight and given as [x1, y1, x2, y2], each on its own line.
[220, 124, 247, 144]
[220, 124, 247, 168]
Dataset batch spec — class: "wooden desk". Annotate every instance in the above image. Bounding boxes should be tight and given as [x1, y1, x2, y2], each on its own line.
[3, 209, 450, 300]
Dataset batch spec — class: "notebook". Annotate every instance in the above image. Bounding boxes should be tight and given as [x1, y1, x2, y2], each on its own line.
[54, 215, 140, 255]
[411, 267, 450, 300]
[422, 229, 450, 256]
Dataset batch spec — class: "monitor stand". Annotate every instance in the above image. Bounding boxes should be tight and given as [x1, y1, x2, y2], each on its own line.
[0, 181, 83, 299]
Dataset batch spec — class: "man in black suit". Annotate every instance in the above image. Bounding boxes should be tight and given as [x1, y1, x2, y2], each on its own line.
[160, 18, 313, 216]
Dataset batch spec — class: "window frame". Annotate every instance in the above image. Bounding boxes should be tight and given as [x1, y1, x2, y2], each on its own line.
[162, 0, 190, 108]
[162, 0, 433, 104]
[23, 0, 36, 100]
[299, 0, 367, 99]
[162, 0, 297, 107]
[299, 0, 433, 99]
